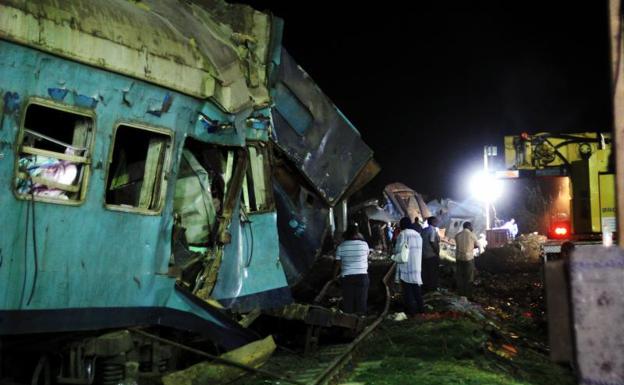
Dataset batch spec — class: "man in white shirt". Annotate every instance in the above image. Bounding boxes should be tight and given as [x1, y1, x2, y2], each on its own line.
[454, 221, 478, 298]
[335, 225, 370, 315]
[395, 217, 424, 316]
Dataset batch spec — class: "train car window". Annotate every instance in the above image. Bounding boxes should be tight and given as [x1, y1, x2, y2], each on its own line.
[14, 101, 94, 204]
[173, 138, 241, 245]
[105, 124, 172, 213]
[242, 144, 272, 213]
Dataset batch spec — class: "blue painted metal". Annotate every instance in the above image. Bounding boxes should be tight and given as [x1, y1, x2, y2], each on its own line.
[192, 102, 246, 147]
[73, 93, 98, 109]
[3, 91, 20, 113]
[267, 16, 284, 86]
[211, 205, 292, 312]
[0, 41, 198, 309]
[0, 41, 264, 347]
[47, 87, 68, 101]
[245, 107, 271, 142]
[273, 182, 329, 284]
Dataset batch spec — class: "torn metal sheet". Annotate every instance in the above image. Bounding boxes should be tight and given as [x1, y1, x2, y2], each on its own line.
[270, 49, 377, 205]
[0, 0, 273, 113]
[162, 335, 276, 385]
[273, 181, 329, 285]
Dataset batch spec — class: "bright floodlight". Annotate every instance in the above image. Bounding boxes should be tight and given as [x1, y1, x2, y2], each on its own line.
[470, 172, 503, 202]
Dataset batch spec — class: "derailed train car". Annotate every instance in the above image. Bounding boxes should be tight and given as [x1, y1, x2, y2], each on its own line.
[0, 0, 377, 382]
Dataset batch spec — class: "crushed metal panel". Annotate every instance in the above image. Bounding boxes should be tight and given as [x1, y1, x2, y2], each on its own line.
[570, 245, 624, 384]
[384, 182, 431, 222]
[273, 181, 329, 285]
[343, 158, 381, 199]
[270, 49, 374, 205]
[0, 0, 273, 112]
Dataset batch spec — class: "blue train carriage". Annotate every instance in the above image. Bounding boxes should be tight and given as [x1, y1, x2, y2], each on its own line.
[0, 0, 288, 381]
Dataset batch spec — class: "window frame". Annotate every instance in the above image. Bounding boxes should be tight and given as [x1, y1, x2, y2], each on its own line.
[241, 141, 274, 214]
[13, 97, 96, 206]
[104, 121, 174, 216]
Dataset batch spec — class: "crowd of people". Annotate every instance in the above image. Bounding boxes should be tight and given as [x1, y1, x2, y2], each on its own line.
[334, 216, 480, 318]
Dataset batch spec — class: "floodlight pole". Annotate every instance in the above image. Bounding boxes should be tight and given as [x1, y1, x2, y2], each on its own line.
[483, 146, 491, 230]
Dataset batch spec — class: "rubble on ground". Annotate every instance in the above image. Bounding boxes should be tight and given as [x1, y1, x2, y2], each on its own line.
[477, 233, 546, 273]
[346, 270, 570, 385]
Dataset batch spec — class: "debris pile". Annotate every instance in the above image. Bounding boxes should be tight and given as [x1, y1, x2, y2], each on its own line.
[473, 270, 547, 344]
[477, 233, 546, 273]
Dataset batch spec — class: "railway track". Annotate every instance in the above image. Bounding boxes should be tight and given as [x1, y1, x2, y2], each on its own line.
[232, 261, 396, 385]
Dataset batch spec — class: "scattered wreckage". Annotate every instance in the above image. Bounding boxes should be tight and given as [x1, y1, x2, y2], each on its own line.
[0, 0, 378, 383]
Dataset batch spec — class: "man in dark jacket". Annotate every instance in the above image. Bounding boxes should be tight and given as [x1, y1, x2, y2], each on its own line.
[421, 216, 441, 292]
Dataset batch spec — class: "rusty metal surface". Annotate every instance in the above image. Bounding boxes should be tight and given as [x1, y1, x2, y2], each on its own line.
[270, 49, 376, 205]
[0, 0, 273, 112]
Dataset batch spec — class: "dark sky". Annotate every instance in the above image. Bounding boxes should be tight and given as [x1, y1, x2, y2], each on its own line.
[236, 1, 613, 201]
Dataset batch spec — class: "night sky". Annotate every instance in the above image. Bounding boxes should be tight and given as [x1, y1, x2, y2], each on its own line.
[237, 1, 613, 201]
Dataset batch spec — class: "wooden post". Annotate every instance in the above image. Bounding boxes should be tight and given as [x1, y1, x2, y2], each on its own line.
[609, 0, 624, 244]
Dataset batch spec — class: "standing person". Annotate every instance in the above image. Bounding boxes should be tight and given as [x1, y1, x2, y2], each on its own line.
[395, 217, 424, 316]
[421, 216, 441, 292]
[334, 224, 370, 315]
[391, 222, 401, 248]
[412, 217, 423, 233]
[454, 221, 479, 299]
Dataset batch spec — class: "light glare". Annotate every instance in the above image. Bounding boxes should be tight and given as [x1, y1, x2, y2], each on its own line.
[470, 172, 504, 202]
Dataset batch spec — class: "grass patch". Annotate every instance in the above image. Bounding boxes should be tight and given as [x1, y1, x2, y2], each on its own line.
[347, 318, 575, 385]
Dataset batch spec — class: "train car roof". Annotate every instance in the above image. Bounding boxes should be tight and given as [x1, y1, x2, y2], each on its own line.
[0, 0, 275, 113]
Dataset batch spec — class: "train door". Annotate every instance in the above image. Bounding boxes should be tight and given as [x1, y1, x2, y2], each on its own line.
[170, 138, 245, 299]
[210, 142, 292, 312]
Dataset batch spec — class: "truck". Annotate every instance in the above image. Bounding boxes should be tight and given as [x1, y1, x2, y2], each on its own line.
[497, 132, 615, 255]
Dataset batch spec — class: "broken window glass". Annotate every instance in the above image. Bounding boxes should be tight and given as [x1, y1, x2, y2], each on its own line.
[105, 124, 171, 212]
[242, 144, 272, 213]
[15, 101, 94, 203]
[173, 139, 241, 245]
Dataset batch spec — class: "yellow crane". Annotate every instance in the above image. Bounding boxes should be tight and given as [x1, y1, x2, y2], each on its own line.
[499, 132, 615, 252]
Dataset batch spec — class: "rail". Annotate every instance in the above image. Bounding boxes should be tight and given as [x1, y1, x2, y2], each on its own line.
[310, 262, 395, 385]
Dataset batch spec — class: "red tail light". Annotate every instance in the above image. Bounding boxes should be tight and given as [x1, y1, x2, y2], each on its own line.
[550, 221, 571, 239]
[554, 227, 567, 236]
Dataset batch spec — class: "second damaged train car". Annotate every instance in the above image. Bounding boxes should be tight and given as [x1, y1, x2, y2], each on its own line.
[0, 0, 377, 381]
